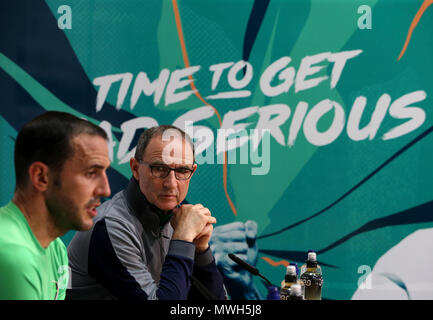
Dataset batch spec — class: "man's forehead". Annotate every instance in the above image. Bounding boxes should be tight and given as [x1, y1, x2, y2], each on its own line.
[144, 135, 194, 164]
[71, 134, 110, 165]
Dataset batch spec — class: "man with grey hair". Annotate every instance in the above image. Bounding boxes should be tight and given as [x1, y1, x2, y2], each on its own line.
[66, 125, 226, 300]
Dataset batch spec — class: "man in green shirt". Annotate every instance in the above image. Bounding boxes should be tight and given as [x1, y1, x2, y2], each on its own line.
[0, 111, 111, 299]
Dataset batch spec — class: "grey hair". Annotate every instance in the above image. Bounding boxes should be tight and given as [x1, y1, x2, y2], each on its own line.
[134, 125, 195, 162]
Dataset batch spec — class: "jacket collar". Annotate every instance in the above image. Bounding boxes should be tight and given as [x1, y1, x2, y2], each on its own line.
[125, 177, 173, 231]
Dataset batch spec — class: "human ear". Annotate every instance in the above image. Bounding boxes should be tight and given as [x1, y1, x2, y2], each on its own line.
[130, 157, 140, 180]
[28, 162, 49, 191]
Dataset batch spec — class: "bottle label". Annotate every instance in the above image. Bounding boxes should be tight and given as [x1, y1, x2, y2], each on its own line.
[279, 288, 290, 301]
[302, 278, 323, 287]
[301, 274, 323, 300]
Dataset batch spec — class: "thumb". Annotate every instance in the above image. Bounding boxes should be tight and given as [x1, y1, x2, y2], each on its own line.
[245, 220, 257, 240]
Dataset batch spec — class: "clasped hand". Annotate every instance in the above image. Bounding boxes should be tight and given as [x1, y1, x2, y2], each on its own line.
[171, 204, 216, 253]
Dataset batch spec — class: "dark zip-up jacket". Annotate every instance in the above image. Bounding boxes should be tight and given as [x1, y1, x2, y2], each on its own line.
[66, 178, 226, 300]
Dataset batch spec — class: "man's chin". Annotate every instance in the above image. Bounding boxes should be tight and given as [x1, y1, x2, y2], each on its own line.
[155, 201, 178, 212]
[73, 216, 95, 231]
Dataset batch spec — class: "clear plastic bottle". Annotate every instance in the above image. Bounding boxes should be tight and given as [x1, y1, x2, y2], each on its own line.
[300, 251, 323, 300]
[290, 262, 305, 296]
[280, 265, 297, 300]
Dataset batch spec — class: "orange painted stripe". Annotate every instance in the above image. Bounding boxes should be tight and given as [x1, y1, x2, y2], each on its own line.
[171, 0, 222, 124]
[261, 256, 290, 268]
[398, 0, 433, 60]
[171, 0, 237, 216]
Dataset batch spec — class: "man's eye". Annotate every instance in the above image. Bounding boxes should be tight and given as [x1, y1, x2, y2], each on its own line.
[176, 168, 190, 174]
[154, 166, 168, 172]
[86, 171, 97, 177]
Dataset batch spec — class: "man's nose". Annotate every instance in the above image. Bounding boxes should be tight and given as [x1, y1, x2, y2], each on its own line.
[97, 172, 111, 198]
[162, 170, 177, 188]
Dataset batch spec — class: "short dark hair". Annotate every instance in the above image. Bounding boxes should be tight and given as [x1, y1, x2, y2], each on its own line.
[134, 125, 195, 162]
[14, 111, 108, 189]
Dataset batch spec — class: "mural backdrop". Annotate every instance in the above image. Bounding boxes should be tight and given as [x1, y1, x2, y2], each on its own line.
[1, 0, 433, 300]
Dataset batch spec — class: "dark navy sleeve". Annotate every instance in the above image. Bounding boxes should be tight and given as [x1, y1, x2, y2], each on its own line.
[156, 240, 195, 300]
[88, 218, 195, 300]
[188, 248, 227, 300]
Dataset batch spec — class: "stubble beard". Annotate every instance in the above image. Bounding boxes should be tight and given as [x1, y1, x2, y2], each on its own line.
[44, 176, 88, 233]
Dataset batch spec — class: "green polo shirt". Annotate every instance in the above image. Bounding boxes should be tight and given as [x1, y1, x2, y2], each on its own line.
[0, 201, 69, 300]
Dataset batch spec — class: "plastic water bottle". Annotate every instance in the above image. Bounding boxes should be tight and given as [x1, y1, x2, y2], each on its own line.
[280, 265, 298, 300]
[290, 262, 305, 296]
[300, 251, 323, 300]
